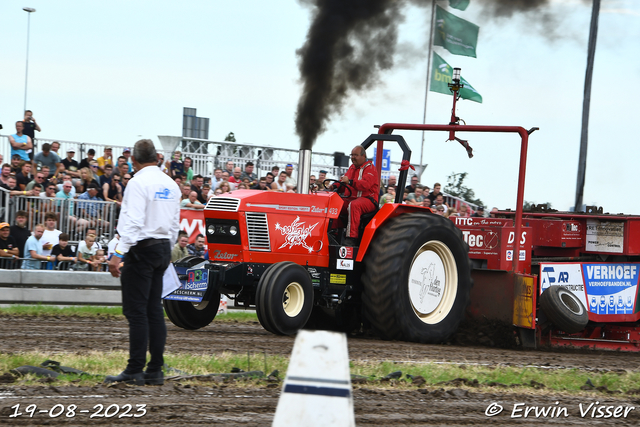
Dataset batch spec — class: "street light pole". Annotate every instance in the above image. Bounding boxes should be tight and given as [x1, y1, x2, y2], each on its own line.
[23, 7, 36, 114]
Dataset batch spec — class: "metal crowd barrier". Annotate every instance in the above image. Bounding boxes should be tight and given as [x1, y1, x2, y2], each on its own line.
[0, 257, 109, 271]
[6, 194, 117, 242]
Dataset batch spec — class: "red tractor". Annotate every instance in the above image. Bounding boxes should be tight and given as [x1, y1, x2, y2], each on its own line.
[164, 130, 474, 343]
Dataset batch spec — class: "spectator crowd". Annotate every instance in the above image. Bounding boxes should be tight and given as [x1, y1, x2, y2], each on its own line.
[1, 110, 496, 270]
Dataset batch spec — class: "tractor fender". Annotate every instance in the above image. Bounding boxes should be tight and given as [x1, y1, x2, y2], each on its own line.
[356, 203, 434, 262]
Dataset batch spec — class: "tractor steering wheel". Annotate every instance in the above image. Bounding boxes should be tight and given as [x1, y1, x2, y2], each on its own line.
[323, 179, 353, 198]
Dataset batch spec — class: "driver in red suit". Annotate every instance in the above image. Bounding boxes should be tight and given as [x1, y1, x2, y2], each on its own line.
[333, 145, 379, 245]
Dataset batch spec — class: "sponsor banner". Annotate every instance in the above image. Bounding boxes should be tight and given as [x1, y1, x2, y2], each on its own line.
[585, 219, 624, 253]
[540, 263, 639, 315]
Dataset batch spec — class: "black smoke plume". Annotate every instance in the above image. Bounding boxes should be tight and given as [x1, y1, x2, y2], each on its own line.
[295, 0, 403, 150]
[295, 0, 589, 150]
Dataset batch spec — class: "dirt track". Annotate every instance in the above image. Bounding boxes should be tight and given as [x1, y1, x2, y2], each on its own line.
[2, 315, 640, 426]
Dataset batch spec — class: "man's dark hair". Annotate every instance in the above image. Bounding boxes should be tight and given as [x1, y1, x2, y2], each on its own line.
[195, 234, 205, 240]
[88, 149, 96, 155]
[193, 174, 203, 181]
[16, 210, 27, 218]
[266, 172, 274, 178]
[2, 163, 10, 169]
[178, 230, 188, 238]
[42, 143, 51, 152]
[47, 184, 57, 190]
[279, 171, 287, 176]
[105, 164, 113, 170]
[25, 109, 32, 114]
[118, 156, 126, 161]
[33, 183, 43, 190]
[245, 161, 254, 168]
[259, 177, 267, 182]
[59, 233, 70, 242]
[44, 212, 57, 221]
[132, 139, 157, 164]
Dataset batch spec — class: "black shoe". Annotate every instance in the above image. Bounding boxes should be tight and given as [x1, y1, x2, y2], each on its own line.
[103, 371, 144, 386]
[144, 370, 164, 385]
[343, 237, 358, 247]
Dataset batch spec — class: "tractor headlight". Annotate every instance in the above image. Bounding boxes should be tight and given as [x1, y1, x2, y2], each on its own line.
[204, 218, 241, 245]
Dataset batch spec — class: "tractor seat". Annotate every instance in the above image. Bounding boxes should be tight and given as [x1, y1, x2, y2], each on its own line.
[358, 206, 379, 236]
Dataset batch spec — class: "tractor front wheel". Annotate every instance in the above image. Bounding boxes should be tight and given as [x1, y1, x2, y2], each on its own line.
[362, 213, 472, 343]
[163, 256, 219, 330]
[255, 262, 313, 335]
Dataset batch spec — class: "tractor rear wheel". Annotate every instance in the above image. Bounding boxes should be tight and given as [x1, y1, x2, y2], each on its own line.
[255, 262, 313, 335]
[163, 256, 220, 330]
[362, 212, 472, 343]
[539, 285, 588, 334]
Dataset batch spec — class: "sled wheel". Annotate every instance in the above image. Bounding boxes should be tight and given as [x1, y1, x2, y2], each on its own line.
[362, 212, 472, 343]
[539, 285, 588, 334]
[164, 256, 219, 330]
[255, 262, 313, 335]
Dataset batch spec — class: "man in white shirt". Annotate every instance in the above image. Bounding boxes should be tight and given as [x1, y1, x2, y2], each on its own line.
[106, 139, 180, 387]
[41, 213, 62, 262]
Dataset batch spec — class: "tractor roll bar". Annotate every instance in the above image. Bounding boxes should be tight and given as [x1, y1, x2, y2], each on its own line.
[374, 123, 537, 275]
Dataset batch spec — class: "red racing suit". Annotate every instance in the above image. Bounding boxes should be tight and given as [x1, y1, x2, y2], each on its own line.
[336, 160, 379, 238]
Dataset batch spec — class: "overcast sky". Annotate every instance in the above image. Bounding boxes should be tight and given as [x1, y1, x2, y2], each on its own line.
[1, 0, 639, 213]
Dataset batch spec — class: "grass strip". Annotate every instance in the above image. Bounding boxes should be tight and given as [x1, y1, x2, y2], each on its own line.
[0, 304, 258, 322]
[2, 351, 640, 396]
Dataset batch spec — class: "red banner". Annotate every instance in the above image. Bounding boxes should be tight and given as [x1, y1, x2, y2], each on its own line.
[179, 209, 206, 243]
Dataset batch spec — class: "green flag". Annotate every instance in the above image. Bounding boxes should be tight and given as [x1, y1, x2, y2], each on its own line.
[449, 0, 470, 11]
[434, 5, 479, 58]
[430, 52, 482, 103]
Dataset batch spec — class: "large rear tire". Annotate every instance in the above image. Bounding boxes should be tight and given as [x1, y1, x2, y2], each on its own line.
[539, 285, 588, 334]
[362, 213, 472, 343]
[163, 256, 220, 330]
[255, 262, 313, 335]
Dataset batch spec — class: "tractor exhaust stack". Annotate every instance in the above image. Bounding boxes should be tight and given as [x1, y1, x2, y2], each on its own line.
[297, 149, 312, 195]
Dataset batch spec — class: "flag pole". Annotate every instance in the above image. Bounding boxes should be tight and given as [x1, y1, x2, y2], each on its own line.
[574, 0, 600, 212]
[419, 0, 437, 181]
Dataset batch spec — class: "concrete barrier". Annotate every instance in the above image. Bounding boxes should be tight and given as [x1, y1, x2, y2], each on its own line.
[0, 270, 122, 305]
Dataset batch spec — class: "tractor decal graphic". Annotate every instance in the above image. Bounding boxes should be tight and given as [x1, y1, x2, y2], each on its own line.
[418, 263, 441, 303]
[275, 216, 319, 253]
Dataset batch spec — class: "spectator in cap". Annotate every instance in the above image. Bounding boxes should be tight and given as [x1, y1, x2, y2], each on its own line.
[122, 147, 133, 173]
[0, 222, 19, 268]
[10, 211, 30, 259]
[96, 147, 113, 176]
[78, 183, 110, 229]
[471, 206, 485, 218]
[61, 148, 81, 181]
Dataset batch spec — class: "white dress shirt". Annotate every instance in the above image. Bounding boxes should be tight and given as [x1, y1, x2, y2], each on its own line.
[116, 165, 181, 254]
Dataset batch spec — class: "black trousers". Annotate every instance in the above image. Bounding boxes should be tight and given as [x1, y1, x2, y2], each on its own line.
[121, 241, 171, 374]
